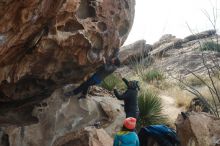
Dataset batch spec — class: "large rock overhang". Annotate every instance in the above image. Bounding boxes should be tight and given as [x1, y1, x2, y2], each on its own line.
[0, 0, 135, 125]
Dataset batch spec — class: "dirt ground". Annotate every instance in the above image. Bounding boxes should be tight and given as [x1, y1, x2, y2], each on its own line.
[160, 95, 185, 126]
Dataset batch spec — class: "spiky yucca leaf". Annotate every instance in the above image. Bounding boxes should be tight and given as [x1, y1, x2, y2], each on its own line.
[200, 41, 220, 52]
[137, 90, 167, 129]
[144, 69, 164, 82]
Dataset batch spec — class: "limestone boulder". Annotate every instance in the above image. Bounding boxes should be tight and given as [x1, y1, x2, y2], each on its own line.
[150, 34, 183, 57]
[152, 33, 220, 76]
[183, 30, 216, 42]
[1, 87, 124, 146]
[119, 40, 152, 64]
[152, 34, 177, 49]
[53, 127, 113, 146]
[176, 112, 220, 146]
[0, 0, 135, 125]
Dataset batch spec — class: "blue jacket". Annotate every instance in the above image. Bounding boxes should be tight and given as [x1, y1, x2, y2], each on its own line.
[113, 131, 140, 146]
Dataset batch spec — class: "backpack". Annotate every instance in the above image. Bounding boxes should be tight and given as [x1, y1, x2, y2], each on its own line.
[138, 125, 180, 146]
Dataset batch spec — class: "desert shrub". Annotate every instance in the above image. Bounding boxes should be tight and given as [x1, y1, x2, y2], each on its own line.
[129, 54, 153, 79]
[175, 5, 220, 117]
[200, 41, 220, 52]
[186, 75, 205, 87]
[144, 69, 164, 82]
[137, 90, 168, 129]
[100, 74, 125, 91]
[176, 73, 220, 117]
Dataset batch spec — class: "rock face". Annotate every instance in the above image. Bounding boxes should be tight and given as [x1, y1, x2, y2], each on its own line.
[183, 30, 216, 42]
[1, 87, 125, 146]
[176, 112, 220, 146]
[119, 40, 152, 64]
[150, 30, 220, 76]
[149, 34, 182, 57]
[53, 127, 113, 146]
[0, 0, 135, 125]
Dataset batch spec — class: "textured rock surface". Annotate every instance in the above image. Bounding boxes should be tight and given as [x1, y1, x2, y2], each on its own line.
[149, 30, 218, 57]
[152, 34, 177, 49]
[176, 112, 220, 146]
[1, 88, 124, 146]
[150, 31, 220, 76]
[53, 127, 113, 146]
[0, 0, 135, 125]
[183, 30, 216, 42]
[119, 40, 152, 64]
[150, 34, 183, 57]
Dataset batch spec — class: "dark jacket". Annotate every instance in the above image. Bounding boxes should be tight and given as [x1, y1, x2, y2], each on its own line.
[114, 78, 140, 118]
[93, 62, 118, 82]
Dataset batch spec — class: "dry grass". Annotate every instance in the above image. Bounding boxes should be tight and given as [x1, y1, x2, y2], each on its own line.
[132, 69, 185, 109]
[163, 86, 194, 108]
[185, 75, 206, 87]
[133, 68, 171, 91]
[198, 78, 220, 107]
[199, 86, 212, 100]
[143, 69, 164, 82]
[133, 73, 196, 110]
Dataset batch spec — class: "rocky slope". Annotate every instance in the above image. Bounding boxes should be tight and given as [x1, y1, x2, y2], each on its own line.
[0, 0, 135, 126]
[120, 30, 220, 76]
[152, 30, 220, 76]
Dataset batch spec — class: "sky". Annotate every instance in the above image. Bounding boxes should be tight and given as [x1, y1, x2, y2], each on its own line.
[124, 0, 220, 45]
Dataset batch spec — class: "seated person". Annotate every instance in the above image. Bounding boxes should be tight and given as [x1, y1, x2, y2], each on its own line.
[113, 117, 140, 146]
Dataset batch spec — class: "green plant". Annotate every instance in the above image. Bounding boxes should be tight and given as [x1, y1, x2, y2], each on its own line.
[128, 53, 153, 79]
[200, 41, 220, 52]
[144, 69, 164, 82]
[100, 74, 125, 91]
[137, 90, 168, 129]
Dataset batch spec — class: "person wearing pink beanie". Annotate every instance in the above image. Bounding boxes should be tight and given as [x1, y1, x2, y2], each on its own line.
[113, 117, 140, 146]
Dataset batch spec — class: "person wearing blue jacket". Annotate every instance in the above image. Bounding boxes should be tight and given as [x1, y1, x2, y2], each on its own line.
[64, 48, 120, 99]
[113, 117, 140, 146]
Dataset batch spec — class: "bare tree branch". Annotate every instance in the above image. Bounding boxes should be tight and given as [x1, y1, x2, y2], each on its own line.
[169, 73, 218, 116]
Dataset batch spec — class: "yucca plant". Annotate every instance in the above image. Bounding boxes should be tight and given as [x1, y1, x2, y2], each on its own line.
[144, 69, 164, 82]
[128, 53, 153, 80]
[200, 41, 220, 52]
[137, 90, 168, 130]
[100, 74, 125, 91]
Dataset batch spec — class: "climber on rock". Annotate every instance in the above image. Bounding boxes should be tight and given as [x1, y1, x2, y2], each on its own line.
[64, 48, 120, 99]
[114, 78, 140, 119]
